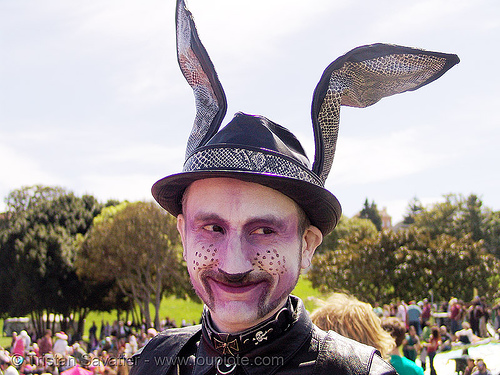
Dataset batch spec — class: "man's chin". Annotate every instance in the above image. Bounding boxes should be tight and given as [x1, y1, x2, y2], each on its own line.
[208, 293, 290, 333]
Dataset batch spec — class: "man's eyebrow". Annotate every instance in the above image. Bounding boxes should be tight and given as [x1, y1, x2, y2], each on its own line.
[244, 215, 290, 231]
[192, 212, 227, 224]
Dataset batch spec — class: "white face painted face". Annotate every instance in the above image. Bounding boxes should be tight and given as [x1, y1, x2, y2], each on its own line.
[177, 178, 321, 333]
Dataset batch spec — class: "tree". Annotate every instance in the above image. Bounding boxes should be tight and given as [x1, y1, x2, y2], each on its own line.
[402, 197, 423, 225]
[412, 194, 500, 258]
[308, 227, 500, 304]
[0, 185, 105, 336]
[317, 216, 377, 254]
[76, 201, 193, 329]
[359, 199, 382, 231]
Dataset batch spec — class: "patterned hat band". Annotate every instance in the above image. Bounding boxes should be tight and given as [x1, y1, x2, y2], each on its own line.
[183, 146, 324, 187]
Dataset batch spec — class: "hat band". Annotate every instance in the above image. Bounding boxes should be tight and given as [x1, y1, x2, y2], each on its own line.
[183, 146, 323, 186]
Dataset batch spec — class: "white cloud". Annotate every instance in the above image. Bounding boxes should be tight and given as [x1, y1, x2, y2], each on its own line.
[329, 127, 457, 186]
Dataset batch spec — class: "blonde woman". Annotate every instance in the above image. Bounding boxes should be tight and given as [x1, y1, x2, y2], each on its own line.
[310, 293, 395, 359]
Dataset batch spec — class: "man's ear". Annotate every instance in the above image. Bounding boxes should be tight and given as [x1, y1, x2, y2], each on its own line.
[300, 225, 323, 269]
[177, 214, 187, 261]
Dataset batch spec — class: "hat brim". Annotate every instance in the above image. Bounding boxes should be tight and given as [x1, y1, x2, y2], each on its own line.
[152, 170, 341, 235]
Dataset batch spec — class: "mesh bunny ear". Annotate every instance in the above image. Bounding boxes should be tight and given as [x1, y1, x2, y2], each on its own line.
[176, 0, 227, 159]
[311, 43, 460, 184]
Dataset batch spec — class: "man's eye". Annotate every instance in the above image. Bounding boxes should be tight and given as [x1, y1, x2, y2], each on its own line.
[252, 228, 275, 235]
[203, 224, 224, 233]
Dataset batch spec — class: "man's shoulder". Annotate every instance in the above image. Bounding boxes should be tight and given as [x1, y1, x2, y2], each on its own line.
[316, 329, 396, 375]
[130, 325, 202, 375]
[135, 325, 202, 356]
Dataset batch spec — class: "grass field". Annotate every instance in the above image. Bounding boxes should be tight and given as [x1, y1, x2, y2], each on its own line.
[0, 276, 325, 348]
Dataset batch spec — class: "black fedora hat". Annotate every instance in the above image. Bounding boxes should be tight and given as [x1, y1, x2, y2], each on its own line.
[152, 112, 342, 235]
[152, 0, 459, 235]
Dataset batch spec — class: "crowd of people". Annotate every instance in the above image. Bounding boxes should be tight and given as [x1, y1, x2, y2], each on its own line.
[1, 295, 498, 375]
[0, 321, 164, 375]
[311, 294, 499, 375]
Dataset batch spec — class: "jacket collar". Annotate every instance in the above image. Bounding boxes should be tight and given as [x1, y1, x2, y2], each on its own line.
[201, 298, 296, 356]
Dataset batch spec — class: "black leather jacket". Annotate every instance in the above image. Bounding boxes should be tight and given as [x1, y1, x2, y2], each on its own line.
[130, 296, 396, 375]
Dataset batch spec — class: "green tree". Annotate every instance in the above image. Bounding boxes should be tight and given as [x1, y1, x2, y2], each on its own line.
[76, 201, 193, 329]
[412, 193, 500, 258]
[402, 197, 423, 225]
[308, 227, 500, 304]
[0, 185, 105, 336]
[359, 199, 382, 231]
[317, 216, 377, 254]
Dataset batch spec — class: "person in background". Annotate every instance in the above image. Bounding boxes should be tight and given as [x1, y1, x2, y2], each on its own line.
[455, 321, 478, 344]
[11, 333, 25, 358]
[421, 299, 432, 328]
[449, 298, 462, 335]
[53, 331, 69, 355]
[38, 329, 52, 356]
[403, 325, 420, 362]
[381, 317, 424, 375]
[471, 359, 492, 375]
[424, 326, 441, 375]
[463, 357, 476, 375]
[310, 293, 395, 359]
[407, 301, 422, 335]
[439, 325, 452, 351]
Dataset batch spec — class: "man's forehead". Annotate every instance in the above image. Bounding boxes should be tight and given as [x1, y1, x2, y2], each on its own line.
[182, 177, 301, 216]
[184, 177, 292, 202]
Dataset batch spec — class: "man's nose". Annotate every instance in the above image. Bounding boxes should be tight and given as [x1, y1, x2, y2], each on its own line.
[217, 233, 253, 275]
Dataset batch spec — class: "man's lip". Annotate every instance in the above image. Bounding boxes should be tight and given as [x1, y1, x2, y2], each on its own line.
[208, 278, 265, 294]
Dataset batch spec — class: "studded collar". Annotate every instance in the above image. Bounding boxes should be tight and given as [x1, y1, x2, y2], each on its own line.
[201, 298, 296, 356]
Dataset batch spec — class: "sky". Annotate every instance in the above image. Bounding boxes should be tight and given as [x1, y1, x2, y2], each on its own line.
[1, 0, 499, 224]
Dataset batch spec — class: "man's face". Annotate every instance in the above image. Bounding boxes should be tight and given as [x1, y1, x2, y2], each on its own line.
[177, 178, 322, 333]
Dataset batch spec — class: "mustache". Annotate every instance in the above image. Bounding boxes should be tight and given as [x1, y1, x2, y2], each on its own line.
[201, 268, 273, 286]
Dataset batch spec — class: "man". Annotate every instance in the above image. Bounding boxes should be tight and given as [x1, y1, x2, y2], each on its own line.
[449, 298, 463, 335]
[421, 299, 432, 327]
[130, 1, 458, 374]
[381, 317, 424, 375]
[472, 360, 492, 375]
[38, 329, 52, 356]
[407, 301, 422, 335]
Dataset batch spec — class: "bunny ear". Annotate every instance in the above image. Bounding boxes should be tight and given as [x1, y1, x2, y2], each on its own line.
[176, 0, 227, 159]
[311, 43, 459, 184]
